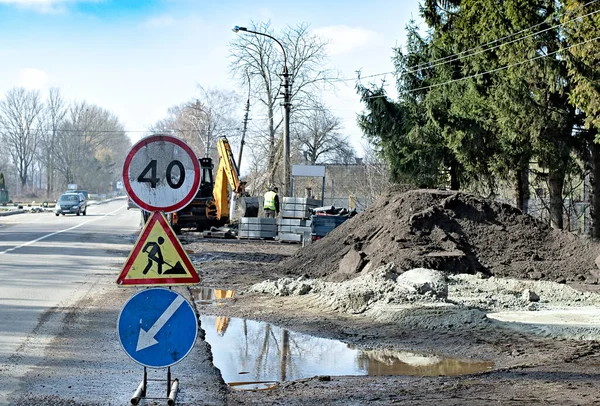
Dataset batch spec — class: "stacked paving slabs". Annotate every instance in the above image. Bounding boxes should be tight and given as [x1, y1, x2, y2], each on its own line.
[281, 197, 321, 219]
[238, 217, 277, 239]
[278, 197, 319, 243]
[277, 218, 312, 243]
[311, 215, 349, 240]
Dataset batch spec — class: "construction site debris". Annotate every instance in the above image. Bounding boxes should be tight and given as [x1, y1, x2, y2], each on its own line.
[279, 189, 600, 283]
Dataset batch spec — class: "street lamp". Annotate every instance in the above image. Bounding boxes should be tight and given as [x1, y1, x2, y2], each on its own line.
[232, 25, 291, 197]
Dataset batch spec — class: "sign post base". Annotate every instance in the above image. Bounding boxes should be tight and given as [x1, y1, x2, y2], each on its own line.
[131, 367, 179, 405]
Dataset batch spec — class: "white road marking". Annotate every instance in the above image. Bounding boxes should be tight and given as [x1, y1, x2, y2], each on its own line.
[0, 206, 126, 255]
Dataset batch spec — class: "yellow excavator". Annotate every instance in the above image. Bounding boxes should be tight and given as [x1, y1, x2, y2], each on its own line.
[170, 137, 259, 234]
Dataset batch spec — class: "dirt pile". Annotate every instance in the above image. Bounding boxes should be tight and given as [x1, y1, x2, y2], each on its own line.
[279, 188, 600, 283]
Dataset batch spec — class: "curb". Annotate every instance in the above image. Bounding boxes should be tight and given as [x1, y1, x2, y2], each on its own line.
[0, 197, 126, 216]
[88, 196, 126, 206]
[0, 210, 25, 217]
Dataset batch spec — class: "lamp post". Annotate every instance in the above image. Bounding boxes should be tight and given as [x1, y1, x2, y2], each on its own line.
[232, 25, 291, 197]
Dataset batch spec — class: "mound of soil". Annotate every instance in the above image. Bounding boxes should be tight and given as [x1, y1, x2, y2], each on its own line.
[279, 189, 600, 283]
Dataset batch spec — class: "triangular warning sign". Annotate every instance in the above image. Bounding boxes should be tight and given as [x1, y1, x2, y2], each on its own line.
[117, 211, 200, 286]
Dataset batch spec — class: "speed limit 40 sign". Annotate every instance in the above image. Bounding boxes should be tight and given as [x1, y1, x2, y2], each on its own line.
[122, 135, 201, 213]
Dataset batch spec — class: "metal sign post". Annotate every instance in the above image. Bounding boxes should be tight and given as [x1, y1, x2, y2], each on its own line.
[118, 288, 197, 405]
[120, 135, 202, 405]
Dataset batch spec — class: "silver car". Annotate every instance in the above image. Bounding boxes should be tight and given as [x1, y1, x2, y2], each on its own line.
[55, 193, 88, 216]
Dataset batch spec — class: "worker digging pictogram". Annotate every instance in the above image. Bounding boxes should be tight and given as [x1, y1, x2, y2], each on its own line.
[116, 211, 200, 286]
[142, 237, 186, 275]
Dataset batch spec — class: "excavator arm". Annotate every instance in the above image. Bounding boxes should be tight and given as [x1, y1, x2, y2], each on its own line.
[213, 137, 252, 220]
[217, 137, 246, 194]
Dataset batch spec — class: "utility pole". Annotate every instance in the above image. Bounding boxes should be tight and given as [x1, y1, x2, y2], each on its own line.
[238, 72, 251, 169]
[282, 68, 291, 197]
[205, 127, 211, 158]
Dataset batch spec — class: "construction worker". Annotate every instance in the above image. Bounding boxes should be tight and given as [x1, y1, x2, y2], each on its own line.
[263, 186, 280, 218]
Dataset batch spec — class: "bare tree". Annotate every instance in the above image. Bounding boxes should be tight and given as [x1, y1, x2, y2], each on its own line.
[357, 141, 392, 209]
[150, 87, 241, 162]
[39, 88, 67, 197]
[150, 103, 203, 153]
[54, 101, 128, 192]
[294, 103, 355, 164]
[185, 87, 241, 158]
[0, 87, 44, 189]
[230, 21, 337, 185]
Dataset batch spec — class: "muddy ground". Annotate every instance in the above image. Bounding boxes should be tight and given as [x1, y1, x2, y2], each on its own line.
[183, 189, 600, 405]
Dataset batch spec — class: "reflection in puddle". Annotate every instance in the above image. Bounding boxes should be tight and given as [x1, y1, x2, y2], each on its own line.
[192, 287, 235, 306]
[201, 316, 494, 389]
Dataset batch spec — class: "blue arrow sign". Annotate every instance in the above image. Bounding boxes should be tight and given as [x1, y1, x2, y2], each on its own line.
[118, 288, 198, 368]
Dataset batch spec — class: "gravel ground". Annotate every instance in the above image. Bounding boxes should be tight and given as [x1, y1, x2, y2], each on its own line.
[184, 236, 600, 405]
[250, 264, 600, 338]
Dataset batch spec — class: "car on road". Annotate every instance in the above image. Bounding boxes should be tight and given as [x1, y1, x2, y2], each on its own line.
[126, 196, 138, 209]
[69, 189, 89, 200]
[55, 193, 88, 216]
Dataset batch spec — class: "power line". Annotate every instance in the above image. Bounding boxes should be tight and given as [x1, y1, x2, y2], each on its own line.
[407, 0, 600, 72]
[403, 3, 600, 75]
[361, 33, 600, 98]
[0, 126, 244, 135]
[327, 0, 600, 84]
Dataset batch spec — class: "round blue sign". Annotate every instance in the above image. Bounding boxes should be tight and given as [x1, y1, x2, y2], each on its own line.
[117, 288, 198, 368]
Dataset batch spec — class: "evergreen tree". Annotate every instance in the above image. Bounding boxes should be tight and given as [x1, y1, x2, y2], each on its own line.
[358, 0, 583, 230]
[561, 0, 600, 238]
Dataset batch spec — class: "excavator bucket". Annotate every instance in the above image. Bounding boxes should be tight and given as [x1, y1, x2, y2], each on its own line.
[239, 196, 259, 217]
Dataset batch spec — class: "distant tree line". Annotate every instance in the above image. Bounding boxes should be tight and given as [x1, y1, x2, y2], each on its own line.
[0, 87, 130, 198]
[357, 0, 600, 237]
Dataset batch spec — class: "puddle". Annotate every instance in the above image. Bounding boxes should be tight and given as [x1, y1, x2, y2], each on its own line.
[200, 316, 493, 389]
[192, 287, 235, 306]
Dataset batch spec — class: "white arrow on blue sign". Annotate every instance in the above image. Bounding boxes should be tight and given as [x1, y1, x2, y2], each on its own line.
[117, 288, 198, 368]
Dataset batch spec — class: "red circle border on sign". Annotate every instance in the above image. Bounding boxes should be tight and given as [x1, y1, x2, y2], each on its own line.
[122, 135, 201, 213]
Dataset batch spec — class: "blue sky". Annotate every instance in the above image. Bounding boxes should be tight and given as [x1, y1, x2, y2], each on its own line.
[0, 0, 422, 155]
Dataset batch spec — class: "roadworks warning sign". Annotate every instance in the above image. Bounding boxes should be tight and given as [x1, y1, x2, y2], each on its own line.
[116, 211, 200, 286]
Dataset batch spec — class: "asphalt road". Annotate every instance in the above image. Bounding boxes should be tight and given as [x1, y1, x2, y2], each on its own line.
[0, 200, 226, 405]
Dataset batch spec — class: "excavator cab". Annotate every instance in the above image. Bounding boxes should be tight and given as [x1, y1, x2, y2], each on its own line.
[198, 157, 214, 198]
[170, 157, 215, 234]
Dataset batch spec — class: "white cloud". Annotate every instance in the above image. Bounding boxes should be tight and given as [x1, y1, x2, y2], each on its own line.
[18, 68, 50, 90]
[145, 15, 175, 28]
[0, 0, 63, 3]
[315, 25, 379, 56]
[0, 0, 100, 13]
[257, 8, 272, 21]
